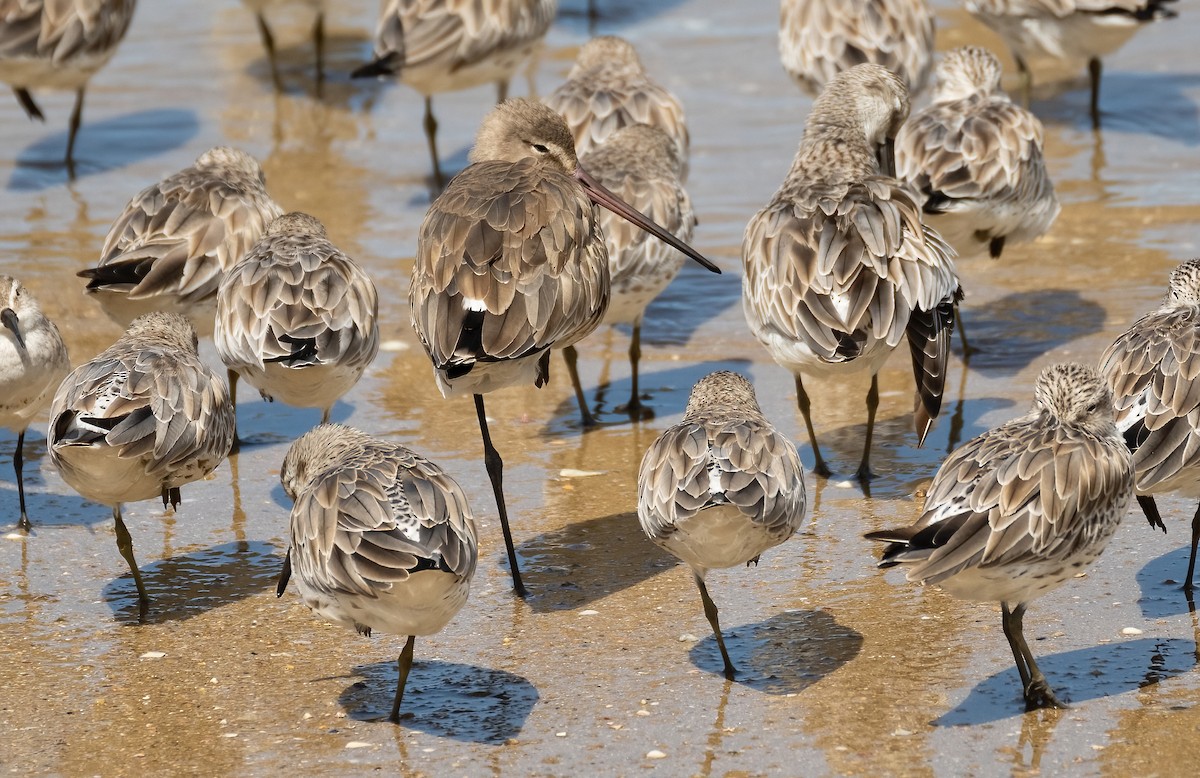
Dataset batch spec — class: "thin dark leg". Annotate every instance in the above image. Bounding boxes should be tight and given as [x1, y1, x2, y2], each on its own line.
[227, 369, 242, 452]
[1008, 602, 1067, 710]
[256, 14, 284, 90]
[113, 505, 149, 616]
[424, 96, 444, 191]
[13, 87, 44, 121]
[955, 303, 976, 358]
[15, 429, 30, 532]
[562, 345, 598, 428]
[1186, 502, 1200, 594]
[388, 635, 417, 723]
[695, 572, 735, 679]
[474, 394, 526, 597]
[65, 87, 84, 173]
[1136, 494, 1167, 532]
[623, 323, 643, 412]
[1001, 602, 1032, 690]
[1088, 57, 1102, 131]
[496, 79, 509, 104]
[856, 374, 878, 482]
[313, 12, 325, 83]
[321, 407, 331, 425]
[795, 374, 830, 477]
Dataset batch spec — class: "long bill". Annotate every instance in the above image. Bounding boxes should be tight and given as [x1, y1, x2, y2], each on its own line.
[1, 307, 25, 350]
[575, 165, 721, 274]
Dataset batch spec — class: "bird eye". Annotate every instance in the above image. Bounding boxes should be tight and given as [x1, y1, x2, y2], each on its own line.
[532, 143, 550, 154]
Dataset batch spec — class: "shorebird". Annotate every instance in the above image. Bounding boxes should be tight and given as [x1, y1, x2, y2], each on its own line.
[562, 124, 695, 423]
[544, 35, 689, 175]
[277, 424, 477, 723]
[0, 0, 138, 168]
[48, 312, 235, 613]
[410, 98, 719, 596]
[638, 371, 806, 679]
[1100, 259, 1200, 592]
[241, 0, 326, 88]
[741, 63, 961, 481]
[964, 0, 1179, 129]
[779, 0, 935, 97]
[0, 276, 69, 531]
[78, 146, 284, 335]
[215, 212, 379, 429]
[866, 363, 1134, 710]
[896, 46, 1060, 263]
[351, 0, 558, 190]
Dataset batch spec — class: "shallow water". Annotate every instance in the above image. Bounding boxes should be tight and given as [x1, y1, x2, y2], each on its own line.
[3, 0, 1200, 775]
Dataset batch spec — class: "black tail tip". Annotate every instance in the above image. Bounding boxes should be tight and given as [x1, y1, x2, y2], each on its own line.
[351, 53, 399, 79]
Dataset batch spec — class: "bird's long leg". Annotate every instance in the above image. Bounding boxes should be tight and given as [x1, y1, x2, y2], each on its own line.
[474, 394, 526, 597]
[256, 14, 284, 90]
[113, 504, 149, 617]
[496, 79, 509, 104]
[620, 323, 644, 413]
[1007, 602, 1067, 710]
[15, 429, 30, 532]
[562, 346, 598, 428]
[424, 96, 444, 191]
[13, 88, 44, 121]
[695, 571, 735, 680]
[795, 374, 830, 477]
[856, 374, 879, 482]
[388, 635, 417, 724]
[1001, 602, 1032, 691]
[1186, 501, 1200, 594]
[227, 369, 242, 452]
[65, 87, 85, 173]
[955, 304, 976, 359]
[313, 12, 326, 84]
[1088, 57, 1102, 131]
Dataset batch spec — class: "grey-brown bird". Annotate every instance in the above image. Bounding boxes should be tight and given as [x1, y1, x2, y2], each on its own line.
[409, 98, 719, 596]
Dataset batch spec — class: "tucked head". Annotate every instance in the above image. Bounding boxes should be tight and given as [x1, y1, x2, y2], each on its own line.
[808, 63, 910, 147]
[280, 423, 373, 500]
[1033, 363, 1115, 431]
[266, 211, 327, 238]
[684, 370, 762, 417]
[194, 146, 265, 181]
[571, 36, 643, 74]
[580, 124, 684, 180]
[126, 311, 200, 353]
[469, 98, 579, 172]
[933, 46, 1004, 103]
[1166, 259, 1200, 306]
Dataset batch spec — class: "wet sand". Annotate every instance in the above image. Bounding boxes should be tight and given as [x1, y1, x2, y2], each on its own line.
[3, 1, 1200, 775]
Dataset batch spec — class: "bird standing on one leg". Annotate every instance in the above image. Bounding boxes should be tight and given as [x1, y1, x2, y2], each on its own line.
[638, 371, 806, 679]
[0, 276, 69, 531]
[866, 363, 1134, 711]
[277, 424, 477, 723]
[48, 312, 235, 615]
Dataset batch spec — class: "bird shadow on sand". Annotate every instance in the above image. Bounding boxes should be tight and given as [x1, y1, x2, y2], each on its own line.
[102, 540, 282, 624]
[232, 396, 352, 454]
[7, 108, 199, 191]
[338, 660, 538, 743]
[245, 30, 375, 97]
[957, 290, 1106, 378]
[933, 636, 1196, 727]
[1033, 71, 1200, 144]
[1137, 545, 1200, 619]
[687, 610, 863, 694]
[518, 510, 679, 613]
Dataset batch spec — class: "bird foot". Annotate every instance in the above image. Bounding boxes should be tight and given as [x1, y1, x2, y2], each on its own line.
[855, 464, 875, 483]
[1024, 679, 1068, 711]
